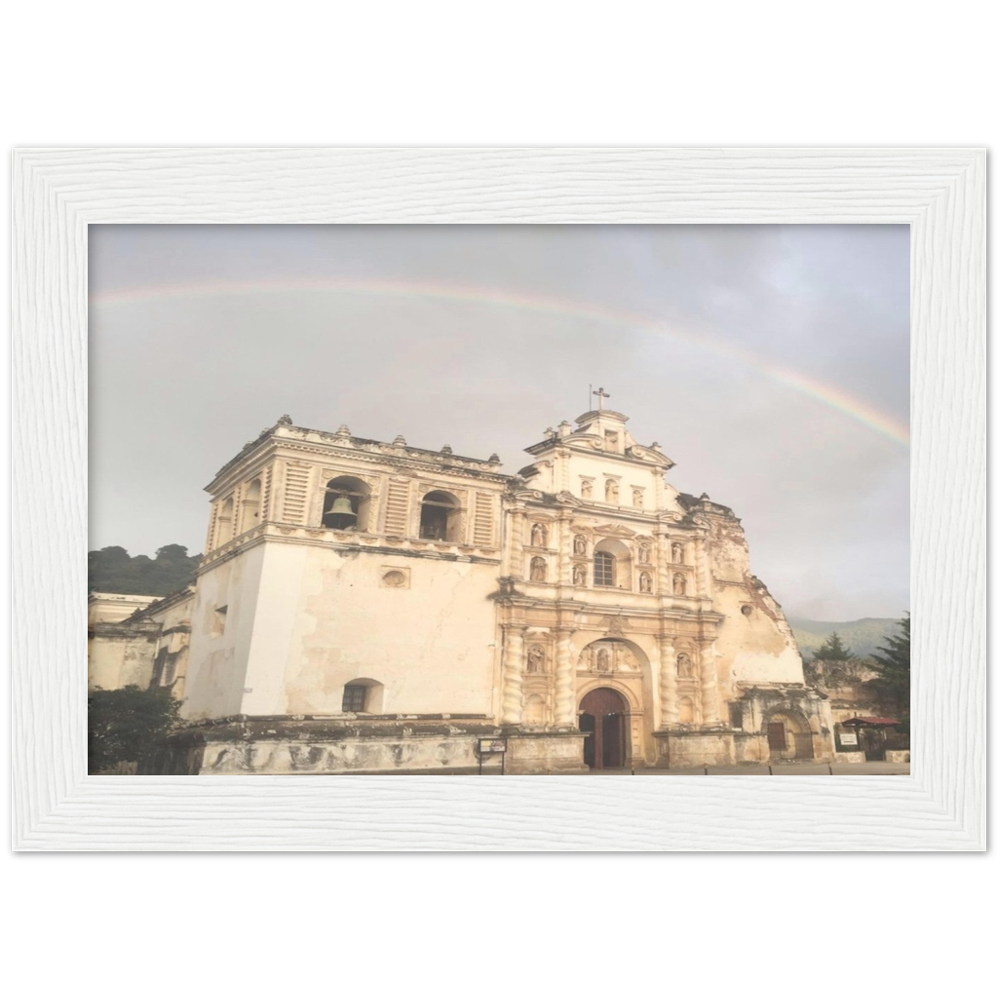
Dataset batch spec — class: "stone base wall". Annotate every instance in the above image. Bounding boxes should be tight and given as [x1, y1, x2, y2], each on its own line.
[834, 751, 866, 764]
[885, 750, 910, 764]
[147, 715, 505, 775]
[658, 730, 736, 768]
[505, 732, 586, 774]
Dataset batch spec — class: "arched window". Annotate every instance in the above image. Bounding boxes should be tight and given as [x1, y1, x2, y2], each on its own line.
[594, 551, 615, 587]
[322, 476, 371, 531]
[239, 478, 261, 534]
[593, 537, 632, 589]
[217, 497, 234, 546]
[341, 679, 384, 714]
[420, 490, 460, 541]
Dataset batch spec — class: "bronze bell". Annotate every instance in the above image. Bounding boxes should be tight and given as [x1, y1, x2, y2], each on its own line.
[328, 496, 356, 518]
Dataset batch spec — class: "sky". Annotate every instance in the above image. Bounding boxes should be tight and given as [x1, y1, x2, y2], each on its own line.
[89, 224, 909, 622]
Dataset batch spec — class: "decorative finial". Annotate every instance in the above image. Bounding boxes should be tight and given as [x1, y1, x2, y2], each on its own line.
[488, 453, 501, 463]
[544, 427, 556, 437]
[392, 434, 407, 447]
[699, 492, 710, 500]
[335, 424, 351, 436]
[277, 414, 293, 426]
[440, 444, 453, 455]
[592, 386, 610, 410]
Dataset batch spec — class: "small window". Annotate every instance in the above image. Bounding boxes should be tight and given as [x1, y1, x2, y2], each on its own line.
[594, 551, 615, 587]
[729, 703, 743, 730]
[342, 685, 367, 712]
[211, 605, 228, 638]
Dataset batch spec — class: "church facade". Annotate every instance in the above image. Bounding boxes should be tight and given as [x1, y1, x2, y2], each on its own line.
[104, 401, 835, 774]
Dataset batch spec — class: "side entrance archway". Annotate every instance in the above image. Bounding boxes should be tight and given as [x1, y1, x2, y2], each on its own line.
[579, 687, 629, 770]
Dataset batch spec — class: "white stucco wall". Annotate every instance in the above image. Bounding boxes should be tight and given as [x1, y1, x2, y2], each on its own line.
[182, 545, 265, 720]
[239, 542, 500, 717]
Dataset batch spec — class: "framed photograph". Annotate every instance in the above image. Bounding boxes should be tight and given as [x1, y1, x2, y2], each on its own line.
[12, 148, 985, 851]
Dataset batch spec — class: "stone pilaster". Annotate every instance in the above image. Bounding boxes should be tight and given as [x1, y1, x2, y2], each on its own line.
[658, 635, 678, 728]
[655, 530, 671, 595]
[501, 624, 527, 724]
[694, 533, 711, 597]
[553, 628, 575, 726]
[699, 638, 721, 724]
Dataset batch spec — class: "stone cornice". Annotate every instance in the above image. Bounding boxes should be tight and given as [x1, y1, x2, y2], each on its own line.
[198, 522, 502, 574]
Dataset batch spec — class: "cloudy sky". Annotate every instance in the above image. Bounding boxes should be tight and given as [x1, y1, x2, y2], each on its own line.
[89, 224, 909, 622]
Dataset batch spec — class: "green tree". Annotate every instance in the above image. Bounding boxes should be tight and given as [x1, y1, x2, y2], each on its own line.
[88, 543, 201, 596]
[813, 631, 853, 661]
[867, 613, 910, 717]
[88, 686, 181, 774]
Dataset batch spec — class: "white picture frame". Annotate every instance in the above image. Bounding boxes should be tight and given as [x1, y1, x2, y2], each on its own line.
[12, 147, 985, 851]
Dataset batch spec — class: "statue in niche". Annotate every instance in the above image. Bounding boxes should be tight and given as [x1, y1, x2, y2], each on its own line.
[596, 647, 611, 672]
[605, 480, 619, 503]
[672, 542, 684, 563]
[632, 488, 644, 508]
[639, 572, 652, 593]
[531, 523, 547, 548]
[573, 563, 587, 586]
[530, 556, 547, 582]
[527, 645, 545, 673]
[673, 573, 687, 596]
[580, 480, 593, 499]
[637, 542, 650, 563]
[677, 652, 694, 678]
[574, 533, 588, 555]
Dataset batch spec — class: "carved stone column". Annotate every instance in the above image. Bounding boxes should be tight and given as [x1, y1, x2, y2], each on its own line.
[508, 508, 525, 579]
[658, 635, 679, 728]
[699, 639, 721, 724]
[553, 627, 575, 726]
[558, 513, 573, 585]
[655, 530, 671, 595]
[501, 624, 527, 724]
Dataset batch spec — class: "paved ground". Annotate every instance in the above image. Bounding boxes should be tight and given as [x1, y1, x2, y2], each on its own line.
[394, 761, 911, 776]
[573, 762, 910, 776]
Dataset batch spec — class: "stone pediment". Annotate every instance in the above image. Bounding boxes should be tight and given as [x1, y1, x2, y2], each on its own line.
[553, 491, 581, 507]
[591, 523, 637, 538]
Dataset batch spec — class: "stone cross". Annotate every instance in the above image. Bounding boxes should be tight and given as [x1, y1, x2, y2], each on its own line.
[592, 386, 611, 410]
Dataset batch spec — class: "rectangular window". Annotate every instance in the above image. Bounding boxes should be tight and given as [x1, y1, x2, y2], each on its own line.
[594, 551, 615, 587]
[342, 685, 367, 712]
[729, 703, 743, 730]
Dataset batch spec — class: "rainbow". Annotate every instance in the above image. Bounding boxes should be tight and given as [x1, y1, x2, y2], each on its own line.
[91, 277, 910, 449]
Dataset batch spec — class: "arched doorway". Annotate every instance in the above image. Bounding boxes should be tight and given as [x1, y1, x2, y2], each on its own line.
[579, 688, 629, 770]
[765, 709, 814, 761]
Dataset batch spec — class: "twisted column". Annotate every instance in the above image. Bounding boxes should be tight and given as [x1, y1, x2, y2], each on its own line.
[508, 509, 525, 579]
[558, 513, 573, 585]
[699, 638, 721, 724]
[501, 624, 527, 724]
[554, 628, 575, 726]
[658, 635, 678, 728]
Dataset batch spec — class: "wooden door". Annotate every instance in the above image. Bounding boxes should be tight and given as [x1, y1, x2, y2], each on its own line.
[579, 688, 628, 770]
[767, 722, 786, 753]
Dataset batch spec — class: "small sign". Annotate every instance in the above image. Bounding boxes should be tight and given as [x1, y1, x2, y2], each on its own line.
[839, 731, 858, 746]
[479, 738, 507, 754]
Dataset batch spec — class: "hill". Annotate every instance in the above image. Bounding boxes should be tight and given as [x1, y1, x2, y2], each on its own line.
[787, 616, 901, 660]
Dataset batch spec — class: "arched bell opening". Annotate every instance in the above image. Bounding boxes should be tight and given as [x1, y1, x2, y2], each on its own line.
[322, 476, 371, 531]
[419, 490, 461, 541]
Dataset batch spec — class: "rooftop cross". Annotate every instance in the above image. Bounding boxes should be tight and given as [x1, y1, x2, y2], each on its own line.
[592, 386, 610, 410]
